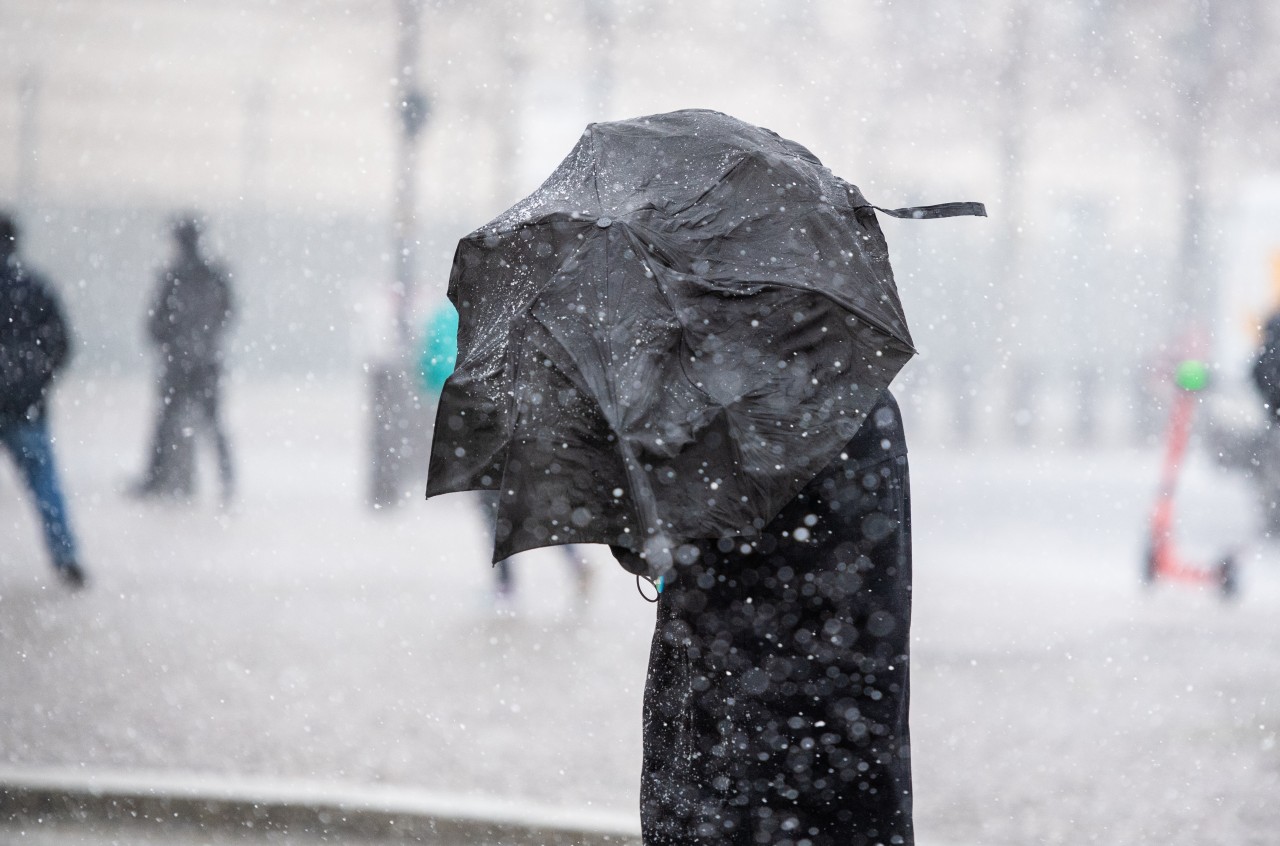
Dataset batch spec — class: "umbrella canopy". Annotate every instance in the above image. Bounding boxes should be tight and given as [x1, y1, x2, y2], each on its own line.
[427, 108, 982, 572]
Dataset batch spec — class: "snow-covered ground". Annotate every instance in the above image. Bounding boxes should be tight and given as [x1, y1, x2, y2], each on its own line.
[2, 374, 1278, 846]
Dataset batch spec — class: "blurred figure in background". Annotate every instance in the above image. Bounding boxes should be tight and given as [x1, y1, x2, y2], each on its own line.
[1250, 308, 1280, 533]
[0, 211, 86, 587]
[420, 300, 591, 609]
[130, 215, 236, 504]
[481, 490, 592, 610]
[418, 299, 458, 406]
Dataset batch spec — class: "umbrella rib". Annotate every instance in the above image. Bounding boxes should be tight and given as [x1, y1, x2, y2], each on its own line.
[589, 128, 604, 213]
[459, 216, 595, 243]
[762, 275, 916, 354]
[656, 153, 751, 219]
[597, 218, 668, 547]
[576, 159, 670, 545]
[612, 230, 799, 540]
[523, 305, 662, 546]
[618, 174, 912, 352]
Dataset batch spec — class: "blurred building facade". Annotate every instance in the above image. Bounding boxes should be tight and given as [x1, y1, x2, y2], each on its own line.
[3, 0, 1280, 447]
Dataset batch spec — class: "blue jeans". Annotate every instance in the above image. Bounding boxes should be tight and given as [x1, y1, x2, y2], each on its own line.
[1, 416, 79, 570]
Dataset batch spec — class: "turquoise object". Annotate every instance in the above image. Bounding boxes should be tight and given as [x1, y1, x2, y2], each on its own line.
[419, 303, 459, 396]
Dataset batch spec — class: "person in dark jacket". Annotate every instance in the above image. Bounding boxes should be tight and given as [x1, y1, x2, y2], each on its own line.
[626, 390, 912, 846]
[0, 212, 86, 587]
[1249, 310, 1280, 532]
[131, 215, 235, 502]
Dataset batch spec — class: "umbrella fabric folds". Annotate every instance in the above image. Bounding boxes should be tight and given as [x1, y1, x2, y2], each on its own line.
[427, 109, 982, 572]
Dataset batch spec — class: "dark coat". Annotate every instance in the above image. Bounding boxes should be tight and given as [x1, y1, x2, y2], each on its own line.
[632, 390, 913, 846]
[0, 256, 71, 424]
[146, 253, 234, 385]
[1251, 313, 1280, 416]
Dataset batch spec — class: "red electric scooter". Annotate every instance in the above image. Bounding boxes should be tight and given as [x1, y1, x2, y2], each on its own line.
[1143, 361, 1238, 599]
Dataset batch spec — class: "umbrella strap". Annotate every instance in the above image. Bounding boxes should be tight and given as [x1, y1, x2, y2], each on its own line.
[864, 201, 987, 220]
[635, 574, 664, 603]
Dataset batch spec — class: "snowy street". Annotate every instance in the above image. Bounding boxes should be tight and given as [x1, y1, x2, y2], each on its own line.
[2, 374, 1279, 845]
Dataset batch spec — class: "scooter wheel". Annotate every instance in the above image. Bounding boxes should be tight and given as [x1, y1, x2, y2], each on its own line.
[1142, 545, 1158, 586]
[1219, 556, 1239, 600]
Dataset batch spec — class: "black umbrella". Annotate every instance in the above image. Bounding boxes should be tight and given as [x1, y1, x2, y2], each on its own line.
[427, 109, 982, 573]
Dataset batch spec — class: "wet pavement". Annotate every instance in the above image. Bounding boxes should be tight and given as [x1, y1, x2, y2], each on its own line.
[2, 375, 1279, 845]
[0, 766, 640, 846]
[0, 821, 387, 846]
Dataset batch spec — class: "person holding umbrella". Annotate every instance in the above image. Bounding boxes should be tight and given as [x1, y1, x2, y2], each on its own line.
[632, 390, 911, 844]
[427, 110, 983, 844]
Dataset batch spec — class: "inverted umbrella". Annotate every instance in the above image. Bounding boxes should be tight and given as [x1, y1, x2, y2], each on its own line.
[426, 109, 983, 573]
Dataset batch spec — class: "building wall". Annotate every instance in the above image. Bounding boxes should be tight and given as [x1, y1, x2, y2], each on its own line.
[1, 0, 1264, 445]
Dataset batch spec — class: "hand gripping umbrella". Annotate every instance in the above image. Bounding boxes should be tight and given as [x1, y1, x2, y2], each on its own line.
[426, 109, 983, 575]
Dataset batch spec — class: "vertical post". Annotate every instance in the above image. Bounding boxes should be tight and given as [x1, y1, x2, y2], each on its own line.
[491, 9, 525, 207]
[995, 1, 1033, 445]
[238, 78, 269, 261]
[1073, 361, 1100, 447]
[583, 0, 614, 118]
[16, 67, 40, 209]
[392, 0, 427, 348]
[1171, 1, 1213, 329]
[370, 0, 430, 509]
[240, 79, 269, 214]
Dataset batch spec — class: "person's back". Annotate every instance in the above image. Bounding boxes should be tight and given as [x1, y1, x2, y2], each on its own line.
[149, 250, 234, 374]
[0, 254, 70, 423]
[132, 215, 236, 503]
[634, 390, 912, 845]
[1253, 312, 1280, 419]
[1248, 312, 1280, 533]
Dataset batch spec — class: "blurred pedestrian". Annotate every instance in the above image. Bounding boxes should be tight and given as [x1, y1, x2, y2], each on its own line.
[418, 299, 458, 401]
[1251, 309, 1280, 419]
[622, 390, 913, 845]
[130, 215, 235, 504]
[1250, 309, 1280, 532]
[475, 490, 592, 609]
[0, 211, 86, 587]
[420, 301, 591, 609]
